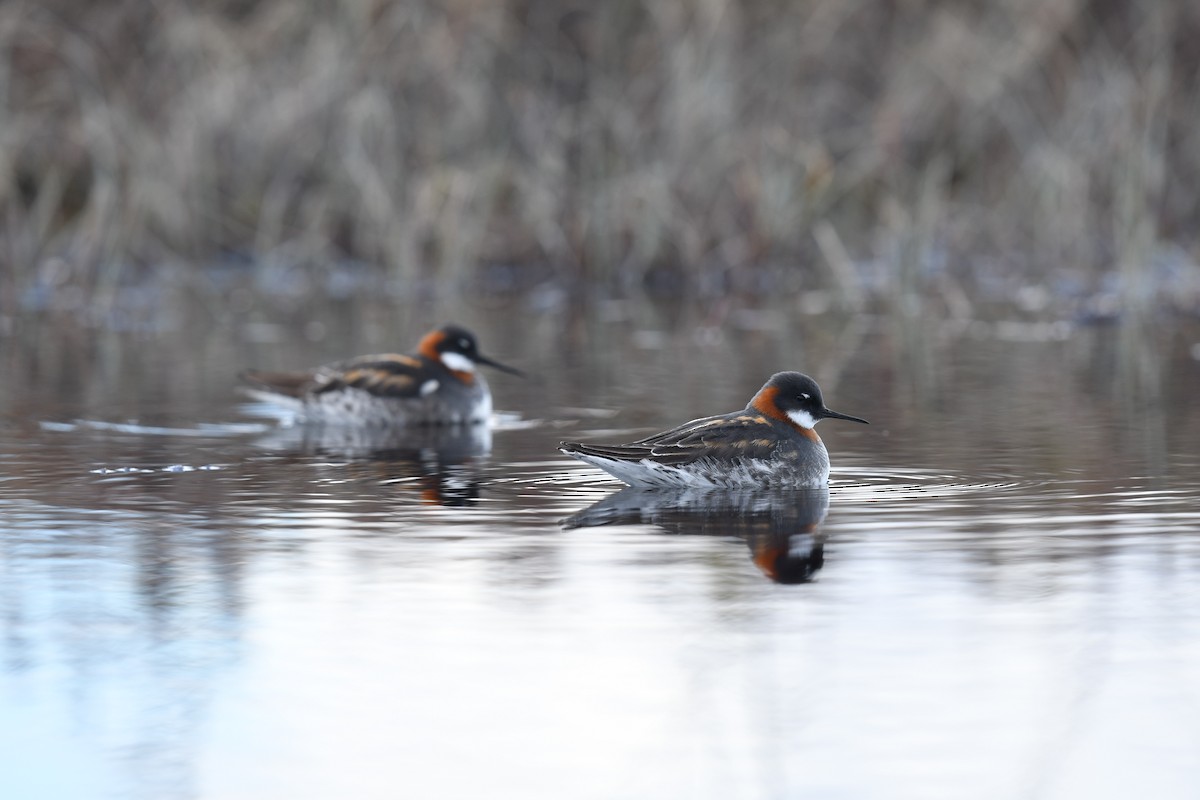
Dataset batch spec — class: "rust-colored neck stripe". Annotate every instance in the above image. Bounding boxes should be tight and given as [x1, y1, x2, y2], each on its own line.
[750, 385, 786, 422]
[417, 330, 445, 361]
[750, 385, 820, 442]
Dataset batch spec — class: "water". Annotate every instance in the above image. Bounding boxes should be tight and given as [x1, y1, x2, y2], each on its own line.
[2, 300, 1200, 799]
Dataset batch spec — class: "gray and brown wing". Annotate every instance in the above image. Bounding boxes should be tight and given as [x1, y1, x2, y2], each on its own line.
[562, 412, 783, 466]
[314, 353, 433, 399]
[239, 368, 319, 399]
[243, 353, 430, 400]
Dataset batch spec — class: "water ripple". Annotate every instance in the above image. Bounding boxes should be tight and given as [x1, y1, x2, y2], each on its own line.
[42, 419, 271, 437]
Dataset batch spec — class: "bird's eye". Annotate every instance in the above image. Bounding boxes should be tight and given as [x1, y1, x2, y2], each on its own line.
[800, 393, 811, 401]
[458, 339, 470, 348]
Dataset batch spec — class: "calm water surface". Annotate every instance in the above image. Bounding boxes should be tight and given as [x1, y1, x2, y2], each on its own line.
[2, 300, 1199, 800]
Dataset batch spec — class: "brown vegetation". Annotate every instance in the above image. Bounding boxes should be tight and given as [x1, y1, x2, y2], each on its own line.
[2, 0, 1198, 309]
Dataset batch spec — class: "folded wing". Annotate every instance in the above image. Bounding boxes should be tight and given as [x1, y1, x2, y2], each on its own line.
[243, 353, 429, 400]
[562, 412, 782, 465]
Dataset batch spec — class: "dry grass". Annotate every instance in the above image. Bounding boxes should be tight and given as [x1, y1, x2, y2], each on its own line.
[2, 0, 1198, 311]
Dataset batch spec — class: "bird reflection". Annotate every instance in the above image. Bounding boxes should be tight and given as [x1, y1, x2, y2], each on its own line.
[250, 423, 492, 506]
[564, 486, 829, 583]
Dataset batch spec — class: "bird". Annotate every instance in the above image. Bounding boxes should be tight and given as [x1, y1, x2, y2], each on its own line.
[559, 371, 868, 488]
[241, 324, 521, 426]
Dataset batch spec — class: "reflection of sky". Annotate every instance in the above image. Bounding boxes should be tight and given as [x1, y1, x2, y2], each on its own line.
[8, 494, 1199, 799]
[0, 506, 241, 800]
[3, 663, 115, 799]
[198, 525, 1198, 800]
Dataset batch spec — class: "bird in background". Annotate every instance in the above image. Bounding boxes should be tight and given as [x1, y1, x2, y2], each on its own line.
[241, 324, 522, 426]
[560, 371, 868, 488]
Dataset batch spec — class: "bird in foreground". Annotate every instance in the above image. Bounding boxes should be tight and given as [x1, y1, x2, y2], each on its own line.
[559, 371, 868, 488]
[241, 324, 521, 426]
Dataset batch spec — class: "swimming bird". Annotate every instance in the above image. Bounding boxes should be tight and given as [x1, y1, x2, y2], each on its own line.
[559, 371, 867, 488]
[241, 324, 521, 426]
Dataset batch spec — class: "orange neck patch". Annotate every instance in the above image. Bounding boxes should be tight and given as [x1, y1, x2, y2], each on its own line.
[750, 385, 820, 442]
[750, 385, 785, 422]
[417, 330, 446, 361]
[418, 329, 474, 383]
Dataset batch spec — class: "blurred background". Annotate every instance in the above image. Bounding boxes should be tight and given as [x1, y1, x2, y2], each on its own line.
[4, 5, 1200, 800]
[2, 0, 1198, 320]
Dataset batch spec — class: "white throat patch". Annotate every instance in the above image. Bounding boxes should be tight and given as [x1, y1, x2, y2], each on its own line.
[787, 409, 818, 429]
[440, 352, 476, 373]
